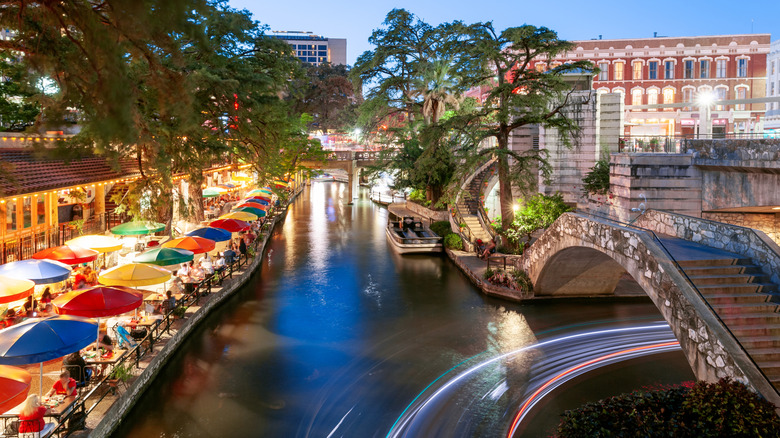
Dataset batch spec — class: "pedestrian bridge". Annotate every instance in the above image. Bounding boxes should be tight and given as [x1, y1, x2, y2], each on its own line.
[300, 150, 394, 202]
[519, 210, 780, 406]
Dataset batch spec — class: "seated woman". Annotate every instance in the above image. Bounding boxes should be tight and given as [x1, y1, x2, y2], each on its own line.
[18, 395, 50, 435]
[86, 329, 114, 353]
[84, 266, 98, 286]
[46, 370, 77, 398]
[39, 287, 54, 314]
[479, 237, 497, 260]
[189, 263, 205, 282]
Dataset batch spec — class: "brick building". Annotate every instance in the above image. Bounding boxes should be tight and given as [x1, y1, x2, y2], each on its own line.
[550, 34, 771, 137]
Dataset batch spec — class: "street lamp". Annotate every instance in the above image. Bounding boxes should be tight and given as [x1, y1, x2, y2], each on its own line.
[696, 91, 715, 139]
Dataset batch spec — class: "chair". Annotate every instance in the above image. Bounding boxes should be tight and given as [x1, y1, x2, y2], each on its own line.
[114, 325, 137, 349]
[62, 364, 92, 389]
[18, 421, 55, 438]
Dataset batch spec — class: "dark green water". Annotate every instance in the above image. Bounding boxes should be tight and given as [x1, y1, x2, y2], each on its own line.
[115, 183, 694, 437]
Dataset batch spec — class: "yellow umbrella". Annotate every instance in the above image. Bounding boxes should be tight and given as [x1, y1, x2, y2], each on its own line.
[220, 211, 258, 221]
[98, 263, 172, 287]
[231, 175, 252, 182]
[65, 235, 123, 253]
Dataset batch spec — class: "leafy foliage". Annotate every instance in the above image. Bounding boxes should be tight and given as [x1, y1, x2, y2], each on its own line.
[443, 233, 463, 250]
[482, 268, 532, 292]
[582, 157, 610, 196]
[430, 221, 453, 238]
[494, 193, 571, 249]
[557, 378, 780, 438]
[289, 63, 359, 131]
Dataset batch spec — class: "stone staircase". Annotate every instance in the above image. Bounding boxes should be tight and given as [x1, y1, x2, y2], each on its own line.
[455, 164, 495, 243]
[679, 257, 780, 391]
[105, 183, 128, 212]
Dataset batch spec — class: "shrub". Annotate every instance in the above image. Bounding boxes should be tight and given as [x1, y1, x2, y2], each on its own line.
[582, 157, 610, 196]
[483, 268, 533, 292]
[409, 189, 426, 203]
[430, 221, 452, 237]
[557, 378, 780, 438]
[443, 233, 463, 250]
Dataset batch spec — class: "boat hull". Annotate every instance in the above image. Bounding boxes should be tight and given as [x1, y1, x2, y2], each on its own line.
[385, 227, 443, 254]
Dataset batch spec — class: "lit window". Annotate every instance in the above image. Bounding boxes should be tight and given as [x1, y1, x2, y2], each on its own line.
[633, 61, 642, 80]
[736, 87, 747, 110]
[648, 61, 658, 79]
[665, 61, 674, 79]
[682, 88, 694, 111]
[771, 61, 776, 75]
[614, 62, 624, 80]
[647, 89, 658, 110]
[716, 59, 727, 78]
[663, 88, 675, 109]
[5, 199, 16, 232]
[700, 60, 710, 79]
[632, 89, 643, 106]
[598, 62, 609, 81]
[737, 58, 747, 77]
[684, 60, 694, 79]
[36, 196, 45, 227]
[715, 88, 727, 110]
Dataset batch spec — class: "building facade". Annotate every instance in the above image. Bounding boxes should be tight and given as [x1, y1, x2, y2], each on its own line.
[551, 34, 771, 137]
[271, 31, 347, 66]
[765, 40, 780, 137]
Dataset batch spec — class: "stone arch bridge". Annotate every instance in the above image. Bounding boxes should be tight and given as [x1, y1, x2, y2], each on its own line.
[300, 150, 394, 203]
[519, 211, 780, 406]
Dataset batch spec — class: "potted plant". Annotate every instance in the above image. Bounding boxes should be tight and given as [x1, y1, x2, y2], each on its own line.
[107, 363, 133, 391]
[172, 306, 187, 319]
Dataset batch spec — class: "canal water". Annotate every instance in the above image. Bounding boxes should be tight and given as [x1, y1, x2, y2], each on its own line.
[116, 183, 694, 437]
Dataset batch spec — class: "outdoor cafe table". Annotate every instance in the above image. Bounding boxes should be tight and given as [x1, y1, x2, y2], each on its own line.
[143, 293, 184, 303]
[83, 349, 127, 370]
[0, 395, 77, 427]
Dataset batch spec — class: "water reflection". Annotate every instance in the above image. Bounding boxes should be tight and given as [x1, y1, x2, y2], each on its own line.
[117, 184, 694, 438]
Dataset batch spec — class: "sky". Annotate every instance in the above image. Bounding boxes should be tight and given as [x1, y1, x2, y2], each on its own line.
[229, 0, 780, 66]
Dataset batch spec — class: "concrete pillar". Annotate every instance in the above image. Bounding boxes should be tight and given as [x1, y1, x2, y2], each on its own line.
[347, 161, 359, 204]
[94, 184, 106, 215]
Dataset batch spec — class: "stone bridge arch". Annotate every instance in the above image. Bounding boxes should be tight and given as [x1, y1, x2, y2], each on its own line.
[519, 212, 779, 405]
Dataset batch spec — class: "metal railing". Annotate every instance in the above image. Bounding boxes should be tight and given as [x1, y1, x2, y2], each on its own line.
[575, 210, 779, 399]
[618, 133, 773, 154]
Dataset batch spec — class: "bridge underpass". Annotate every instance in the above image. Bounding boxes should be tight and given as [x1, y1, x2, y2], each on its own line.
[300, 150, 391, 204]
[520, 211, 780, 407]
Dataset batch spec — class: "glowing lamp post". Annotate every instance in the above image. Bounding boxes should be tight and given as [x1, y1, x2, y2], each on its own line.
[696, 91, 715, 139]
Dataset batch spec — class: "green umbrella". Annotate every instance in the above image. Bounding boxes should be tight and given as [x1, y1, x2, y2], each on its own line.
[111, 221, 166, 236]
[133, 247, 195, 266]
[203, 187, 226, 198]
[233, 206, 266, 217]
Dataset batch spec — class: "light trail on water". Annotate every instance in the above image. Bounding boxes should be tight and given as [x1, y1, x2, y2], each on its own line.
[381, 322, 681, 438]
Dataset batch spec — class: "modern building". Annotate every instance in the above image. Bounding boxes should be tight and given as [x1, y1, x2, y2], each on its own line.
[271, 31, 347, 66]
[765, 40, 780, 137]
[550, 34, 771, 137]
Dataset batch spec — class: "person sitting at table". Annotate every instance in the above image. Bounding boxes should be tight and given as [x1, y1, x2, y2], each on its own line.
[158, 290, 178, 314]
[190, 262, 205, 282]
[18, 394, 50, 435]
[178, 261, 191, 278]
[84, 266, 97, 286]
[39, 287, 53, 313]
[62, 351, 90, 384]
[1, 309, 19, 328]
[223, 248, 236, 265]
[200, 257, 214, 276]
[86, 328, 114, 353]
[23, 295, 38, 317]
[46, 370, 77, 398]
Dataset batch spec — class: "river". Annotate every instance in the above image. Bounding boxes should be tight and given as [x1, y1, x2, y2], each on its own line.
[116, 182, 694, 437]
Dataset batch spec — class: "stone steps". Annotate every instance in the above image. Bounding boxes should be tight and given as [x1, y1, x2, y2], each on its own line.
[743, 347, 780, 363]
[702, 293, 771, 305]
[712, 302, 779, 316]
[729, 323, 780, 338]
[688, 274, 771, 285]
[718, 312, 780, 325]
[676, 258, 753, 268]
[683, 265, 763, 276]
[740, 335, 780, 350]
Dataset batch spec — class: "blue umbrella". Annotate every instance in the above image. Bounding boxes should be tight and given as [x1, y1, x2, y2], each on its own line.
[0, 259, 72, 284]
[186, 227, 232, 243]
[0, 315, 98, 394]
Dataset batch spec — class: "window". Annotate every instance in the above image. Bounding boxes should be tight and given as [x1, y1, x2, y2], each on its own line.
[632, 61, 642, 80]
[36, 195, 45, 227]
[648, 61, 658, 79]
[5, 199, 16, 232]
[665, 61, 674, 79]
[631, 89, 643, 106]
[663, 88, 675, 109]
[716, 59, 727, 78]
[22, 197, 31, 229]
[736, 87, 747, 110]
[737, 58, 747, 77]
[535, 63, 546, 72]
[682, 88, 694, 110]
[614, 62, 624, 80]
[684, 60, 694, 79]
[715, 88, 727, 110]
[700, 60, 710, 79]
[772, 82, 776, 96]
[598, 62, 609, 81]
[647, 89, 658, 110]
[772, 61, 776, 75]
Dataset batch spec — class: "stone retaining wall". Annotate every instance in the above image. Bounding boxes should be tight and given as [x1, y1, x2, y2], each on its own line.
[402, 201, 449, 222]
[635, 209, 780, 284]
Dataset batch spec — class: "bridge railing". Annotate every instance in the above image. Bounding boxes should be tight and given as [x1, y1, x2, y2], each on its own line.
[618, 133, 770, 154]
[324, 150, 399, 161]
[576, 210, 779, 399]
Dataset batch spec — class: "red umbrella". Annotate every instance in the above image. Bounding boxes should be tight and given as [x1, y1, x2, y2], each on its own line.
[0, 365, 31, 413]
[32, 245, 99, 265]
[209, 218, 251, 233]
[52, 286, 143, 317]
[236, 202, 269, 211]
[247, 195, 271, 203]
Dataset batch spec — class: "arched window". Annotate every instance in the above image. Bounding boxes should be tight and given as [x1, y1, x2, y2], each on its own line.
[631, 89, 643, 106]
[663, 88, 675, 110]
[647, 89, 659, 110]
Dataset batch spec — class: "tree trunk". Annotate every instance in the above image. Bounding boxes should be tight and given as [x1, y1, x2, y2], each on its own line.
[188, 179, 205, 223]
[496, 129, 514, 231]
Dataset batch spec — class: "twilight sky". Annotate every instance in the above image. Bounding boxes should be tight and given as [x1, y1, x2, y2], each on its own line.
[230, 0, 780, 65]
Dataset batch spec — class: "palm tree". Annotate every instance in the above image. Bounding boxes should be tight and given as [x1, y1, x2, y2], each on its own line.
[413, 60, 461, 125]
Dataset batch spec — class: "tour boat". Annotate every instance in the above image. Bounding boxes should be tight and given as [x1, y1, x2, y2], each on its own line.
[385, 215, 443, 254]
[311, 172, 335, 182]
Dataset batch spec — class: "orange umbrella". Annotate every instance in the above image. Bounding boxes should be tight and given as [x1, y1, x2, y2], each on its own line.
[162, 236, 216, 255]
[32, 245, 99, 265]
[0, 365, 31, 413]
[0, 276, 34, 305]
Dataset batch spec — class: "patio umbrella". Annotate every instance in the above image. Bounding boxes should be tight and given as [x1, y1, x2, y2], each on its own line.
[53, 286, 143, 351]
[65, 235, 123, 253]
[219, 211, 258, 222]
[247, 189, 271, 197]
[243, 197, 270, 206]
[134, 247, 194, 266]
[0, 259, 72, 284]
[233, 206, 266, 218]
[273, 180, 288, 189]
[217, 183, 236, 189]
[32, 245, 99, 265]
[209, 219, 251, 233]
[0, 365, 31, 413]
[247, 195, 272, 204]
[202, 188, 223, 198]
[0, 315, 98, 395]
[231, 175, 252, 182]
[0, 276, 35, 305]
[237, 202, 269, 211]
[186, 227, 232, 243]
[98, 263, 172, 287]
[111, 221, 166, 236]
[162, 236, 216, 255]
